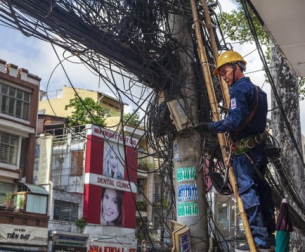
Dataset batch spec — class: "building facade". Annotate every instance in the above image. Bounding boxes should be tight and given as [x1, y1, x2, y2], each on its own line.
[0, 59, 49, 251]
[37, 85, 179, 251]
[39, 85, 124, 118]
[36, 122, 139, 252]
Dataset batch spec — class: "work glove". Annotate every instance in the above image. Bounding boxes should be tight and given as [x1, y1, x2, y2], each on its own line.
[193, 122, 210, 131]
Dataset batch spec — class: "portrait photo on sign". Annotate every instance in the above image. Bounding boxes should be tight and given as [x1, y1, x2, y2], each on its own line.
[103, 143, 124, 180]
[100, 187, 124, 226]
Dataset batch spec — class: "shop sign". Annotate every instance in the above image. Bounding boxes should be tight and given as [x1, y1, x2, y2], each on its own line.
[89, 246, 136, 252]
[89, 239, 136, 252]
[53, 245, 87, 252]
[0, 224, 48, 245]
[54, 235, 87, 247]
[85, 174, 137, 193]
[91, 126, 138, 147]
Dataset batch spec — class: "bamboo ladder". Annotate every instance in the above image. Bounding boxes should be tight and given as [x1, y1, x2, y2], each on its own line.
[189, 0, 257, 251]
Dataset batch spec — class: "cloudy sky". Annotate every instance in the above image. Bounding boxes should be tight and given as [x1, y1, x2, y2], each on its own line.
[0, 0, 304, 134]
[0, 23, 155, 115]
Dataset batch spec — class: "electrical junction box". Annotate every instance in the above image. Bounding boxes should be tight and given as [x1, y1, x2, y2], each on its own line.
[171, 221, 190, 252]
[167, 99, 192, 132]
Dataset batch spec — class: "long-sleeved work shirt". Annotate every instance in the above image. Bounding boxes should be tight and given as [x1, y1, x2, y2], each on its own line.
[208, 77, 267, 141]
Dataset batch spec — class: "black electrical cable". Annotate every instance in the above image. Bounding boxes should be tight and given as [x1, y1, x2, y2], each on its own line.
[0, 0, 242, 249]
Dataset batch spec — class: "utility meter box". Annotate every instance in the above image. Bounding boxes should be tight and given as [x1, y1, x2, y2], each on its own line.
[167, 99, 192, 132]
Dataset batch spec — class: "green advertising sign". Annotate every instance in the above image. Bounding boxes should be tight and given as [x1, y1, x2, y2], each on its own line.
[176, 167, 196, 182]
[177, 202, 198, 217]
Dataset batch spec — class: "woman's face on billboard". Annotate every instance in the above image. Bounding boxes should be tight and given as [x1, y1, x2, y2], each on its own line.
[109, 149, 119, 173]
[102, 188, 119, 224]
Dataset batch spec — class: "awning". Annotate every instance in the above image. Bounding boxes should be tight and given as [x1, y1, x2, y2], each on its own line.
[18, 182, 49, 195]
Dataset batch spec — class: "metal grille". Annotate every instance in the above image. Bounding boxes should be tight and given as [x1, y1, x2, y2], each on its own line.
[53, 200, 79, 221]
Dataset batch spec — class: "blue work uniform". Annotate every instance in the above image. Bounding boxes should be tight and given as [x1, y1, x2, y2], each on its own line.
[208, 77, 276, 248]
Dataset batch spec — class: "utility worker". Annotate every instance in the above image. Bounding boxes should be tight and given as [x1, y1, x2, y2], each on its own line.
[197, 51, 276, 251]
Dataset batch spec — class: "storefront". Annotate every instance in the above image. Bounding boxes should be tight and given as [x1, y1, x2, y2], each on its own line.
[0, 224, 48, 251]
[50, 231, 88, 252]
[88, 237, 137, 252]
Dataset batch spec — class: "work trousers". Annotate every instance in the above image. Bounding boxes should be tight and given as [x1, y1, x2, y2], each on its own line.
[232, 143, 276, 248]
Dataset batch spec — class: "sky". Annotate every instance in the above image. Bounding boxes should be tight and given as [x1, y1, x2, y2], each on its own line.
[0, 25, 145, 115]
[0, 0, 304, 135]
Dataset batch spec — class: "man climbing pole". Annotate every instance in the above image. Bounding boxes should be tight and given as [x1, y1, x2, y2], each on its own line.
[197, 51, 276, 252]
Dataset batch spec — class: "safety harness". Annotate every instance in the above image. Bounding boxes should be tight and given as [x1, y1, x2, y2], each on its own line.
[230, 85, 267, 180]
[231, 85, 262, 155]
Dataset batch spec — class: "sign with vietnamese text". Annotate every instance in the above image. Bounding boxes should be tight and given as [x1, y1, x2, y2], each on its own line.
[177, 184, 198, 203]
[53, 245, 87, 252]
[0, 224, 48, 245]
[177, 202, 198, 217]
[176, 167, 196, 182]
[87, 125, 138, 147]
[89, 239, 136, 252]
[84, 125, 138, 227]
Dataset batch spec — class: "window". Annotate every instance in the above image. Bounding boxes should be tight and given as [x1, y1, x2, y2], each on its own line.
[12, 194, 25, 210]
[71, 150, 84, 176]
[53, 200, 78, 221]
[0, 83, 30, 120]
[26, 194, 47, 214]
[0, 182, 14, 205]
[0, 131, 19, 165]
[216, 202, 230, 231]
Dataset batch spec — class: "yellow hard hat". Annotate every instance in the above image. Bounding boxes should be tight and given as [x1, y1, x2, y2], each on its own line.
[214, 51, 247, 75]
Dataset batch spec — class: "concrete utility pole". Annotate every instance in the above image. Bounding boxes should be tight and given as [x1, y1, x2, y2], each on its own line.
[270, 42, 305, 251]
[168, 7, 208, 251]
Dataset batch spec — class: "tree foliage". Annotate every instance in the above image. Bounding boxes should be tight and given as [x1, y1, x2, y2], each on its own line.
[123, 111, 140, 127]
[75, 216, 87, 233]
[219, 8, 269, 46]
[65, 94, 106, 127]
[219, 1, 305, 100]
